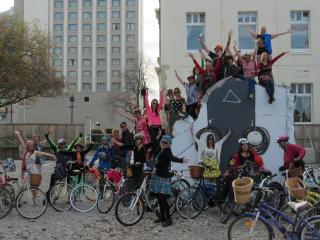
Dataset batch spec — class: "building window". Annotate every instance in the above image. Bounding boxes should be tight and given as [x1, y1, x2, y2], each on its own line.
[112, 58, 120, 65]
[127, 70, 135, 78]
[97, 70, 106, 78]
[112, 23, 120, 30]
[68, 71, 77, 78]
[97, 11, 106, 19]
[54, 12, 63, 19]
[82, 83, 92, 90]
[54, 24, 63, 31]
[54, 36, 63, 43]
[69, 12, 77, 19]
[69, 24, 77, 31]
[112, 70, 120, 77]
[238, 12, 257, 50]
[68, 35, 77, 42]
[112, 0, 120, 7]
[112, 11, 120, 18]
[291, 83, 312, 122]
[83, 71, 91, 77]
[83, 35, 91, 42]
[83, 59, 91, 66]
[127, 11, 135, 18]
[112, 47, 120, 54]
[111, 82, 121, 91]
[54, 47, 62, 55]
[68, 47, 77, 54]
[69, 0, 77, 8]
[84, 96, 90, 102]
[54, 1, 63, 8]
[97, 23, 106, 31]
[83, 0, 91, 7]
[68, 83, 77, 90]
[186, 13, 205, 51]
[68, 59, 77, 67]
[97, 59, 106, 66]
[83, 47, 91, 54]
[127, 0, 135, 6]
[127, 46, 135, 54]
[97, 35, 106, 42]
[83, 23, 91, 31]
[290, 11, 309, 49]
[97, 83, 105, 90]
[98, 0, 106, 7]
[127, 58, 134, 65]
[83, 12, 91, 19]
[54, 59, 62, 67]
[127, 23, 135, 31]
[127, 35, 135, 42]
[112, 35, 120, 42]
[97, 47, 106, 54]
[55, 71, 63, 77]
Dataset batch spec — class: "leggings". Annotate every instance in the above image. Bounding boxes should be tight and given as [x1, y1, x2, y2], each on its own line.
[155, 193, 170, 220]
[149, 125, 162, 152]
[260, 80, 274, 98]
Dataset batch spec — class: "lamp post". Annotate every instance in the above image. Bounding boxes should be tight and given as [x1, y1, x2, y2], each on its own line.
[69, 94, 75, 124]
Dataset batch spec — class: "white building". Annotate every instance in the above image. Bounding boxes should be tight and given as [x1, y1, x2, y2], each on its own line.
[157, 0, 320, 125]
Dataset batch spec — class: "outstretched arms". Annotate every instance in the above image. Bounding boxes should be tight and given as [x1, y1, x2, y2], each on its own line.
[271, 28, 291, 39]
[269, 52, 289, 66]
[221, 128, 233, 144]
[199, 33, 211, 54]
[224, 30, 233, 53]
[174, 70, 185, 86]
[245, 25, 258, 39]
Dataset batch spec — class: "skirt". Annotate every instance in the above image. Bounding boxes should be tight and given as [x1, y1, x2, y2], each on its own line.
[149, 175, 172, 196]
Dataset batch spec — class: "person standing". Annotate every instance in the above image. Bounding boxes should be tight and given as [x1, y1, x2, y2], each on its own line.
[166, 87, 186, 131]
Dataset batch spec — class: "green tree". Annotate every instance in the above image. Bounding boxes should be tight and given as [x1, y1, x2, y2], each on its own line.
[0, 15, 64, 108]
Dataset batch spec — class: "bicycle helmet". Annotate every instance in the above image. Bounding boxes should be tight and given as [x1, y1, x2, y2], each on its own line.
[238, 138, 249, 145]
[134, 133, 143, 141]
[276, 136, 289, 143]
[101, 135, 111, 144]
[57, 138, 66, 145]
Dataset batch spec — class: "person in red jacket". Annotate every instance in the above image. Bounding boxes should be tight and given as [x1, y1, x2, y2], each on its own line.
[276, 136, 305, 171]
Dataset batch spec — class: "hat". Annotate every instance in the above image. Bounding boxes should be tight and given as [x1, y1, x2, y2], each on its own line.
[276, 136, 289, 143]
[214, 44, 223, 51]
[238, 138, 249, 145]
[187, 75, 195, 80]
[161, 135, 172, 145]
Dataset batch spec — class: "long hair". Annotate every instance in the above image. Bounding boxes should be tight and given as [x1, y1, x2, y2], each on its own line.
[206, 134, 215, 148]
[151, 99, 159, 116]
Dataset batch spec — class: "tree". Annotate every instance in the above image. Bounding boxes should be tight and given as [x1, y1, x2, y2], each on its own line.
[0, 15, 64, 108]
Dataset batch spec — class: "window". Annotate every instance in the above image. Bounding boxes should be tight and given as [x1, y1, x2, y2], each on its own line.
[68, 59, 77, 66]
[127, 23, 135, 30]
[97, 35, 106, 42]
[97, 83, 105, 90]
[68, 83, 77, 90]
[68, 71, 77, 78]
[127, 46, 135, 54]
[186, 13, 205, 51]
[54, 1, 63, 8]
[69, 0, 77, 8]
[68, 35, 77, 42]
[97, 23, 106, 31]
[112, 70, 120, 77]
[82, 83, 92, 90]
[54, 47, 62, 55]
[83, 35, 91, 42]
[111, 82, 121, 91]
[55, 71, 63, 78]
[68, 47, 77, 54]
[83, 12, 91, 19]
[83, 71, 91, 77]
[112, 23, 120, 30]
[112, 11, 120, 18]
[83, 59, 91, 66]
[112, 35, 120, 42]
[112, 58, 120, 65]
[127, 11, 135, 18]
[97, 70, 106, 78]
[127, 0, 135, 6]
[54, 59, 62, 66]
[54, 12, 63, 19]
[98, 0, 106, 7]
[54, 24, 63, 31]
[290, 11, 309, 49]
[127, 58, 134, 65]
[97, 47, 106, 54]
[291, 83, 312, 122]
[97, 11, 106, 19]
[83, 23, 91, 31]
[54, 36, 63, 43]
[238, 12, 257, 50]
[112, 47, 120, 54]
[69, 12, 77, 19]
[127, 35, 135, 42]
[84, 96, 90, 102]
[83, 0, 91, 7]
[112, 0, 120, 7]
[69, 24, 77, 31]
[97, 59, 106, 66]
[83, 47, 91, 54]
[127, 70, 135, 78]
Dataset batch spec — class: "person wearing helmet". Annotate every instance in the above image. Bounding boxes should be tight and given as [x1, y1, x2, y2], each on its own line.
[276, 136, 305, 172]
[45, 130, 83, 154]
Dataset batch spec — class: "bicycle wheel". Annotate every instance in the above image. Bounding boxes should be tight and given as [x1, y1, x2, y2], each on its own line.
[0, 187, 13, 219]
[299, 216, 320, 239]
[115, 193, 145, 226]
[16, 187, 48, 219]
[2, 183, 15, 196]
[172, 179, 190, 192]
[221, 192, 236, 224]
[70, 184, 98, 212]
[228, 215, 272, 240]
[49, 183, 72, 212]
[176, 187, 204, 219]
[277, 203, 299, 230]
[97, 184, 115, 214]
[302, 206, 320, 219]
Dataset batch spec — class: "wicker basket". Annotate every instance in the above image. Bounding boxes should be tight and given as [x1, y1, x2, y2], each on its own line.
[232, 177, 254, 204]
[285, 177, 307, 200]
[85, 171, 99, 185]
[188, 165, 204, 179]
[30, 174, 42, 187]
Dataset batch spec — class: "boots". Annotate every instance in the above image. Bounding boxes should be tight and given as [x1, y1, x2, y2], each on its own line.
[162, 217, 172, 227]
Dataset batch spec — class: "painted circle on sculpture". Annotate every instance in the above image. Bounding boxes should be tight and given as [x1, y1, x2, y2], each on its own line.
[241, 126, 270, 155]
[194, 127, 223, 151]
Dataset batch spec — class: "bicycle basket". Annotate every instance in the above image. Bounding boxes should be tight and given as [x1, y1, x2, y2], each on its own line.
[188, 165, 204, 179]
[285, 177, 306, 200]
[232, 177, 253, 204]
[30, 174, 42, 187]
[3, 158, 16, 172]
[85, 168, 100, 185]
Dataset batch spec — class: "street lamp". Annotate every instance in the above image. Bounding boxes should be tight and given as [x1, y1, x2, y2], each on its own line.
[69, 94, 75, 124]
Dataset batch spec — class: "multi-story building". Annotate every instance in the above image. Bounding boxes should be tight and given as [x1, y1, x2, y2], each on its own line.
[2, 0, 142, 127]
[157, 0, 320, 126]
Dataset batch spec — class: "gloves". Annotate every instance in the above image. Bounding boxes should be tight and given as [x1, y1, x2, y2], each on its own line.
[278, 166, 285, 172]
[79, 132, 83, 138]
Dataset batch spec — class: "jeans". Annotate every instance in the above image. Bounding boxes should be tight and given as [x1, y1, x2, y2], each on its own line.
[243, 77, 256, 96]
[264, 80, 275, 98]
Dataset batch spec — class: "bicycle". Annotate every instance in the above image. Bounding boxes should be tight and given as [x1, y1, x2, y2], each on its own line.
[0, 186, 13, 219]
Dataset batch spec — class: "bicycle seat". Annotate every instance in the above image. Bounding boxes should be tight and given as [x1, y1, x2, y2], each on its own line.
[288, 201, 309, 213]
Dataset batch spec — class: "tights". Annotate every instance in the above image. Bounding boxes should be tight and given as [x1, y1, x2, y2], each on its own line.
[155, 193, 170, 220]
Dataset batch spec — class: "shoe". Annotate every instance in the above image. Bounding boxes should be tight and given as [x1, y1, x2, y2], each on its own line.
[271, 96, 275, 103]
[268, 97, 272, 104]
[248, 94, 253, 99]
[162, 218, 172, 227]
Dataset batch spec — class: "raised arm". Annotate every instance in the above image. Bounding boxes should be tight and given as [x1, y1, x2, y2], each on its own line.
[188, 53, 205, 76]
[66, 132, 82, 152]
[233, 41, 243, 65]
[251, 40, 258, 61]
[174, 70, 185, 86]
[83, 143, 94, 155]
[220, 128, 233, 144]
[35, 151, 56, 161]
[89, 149, 99, 167]
[118, 108, 135, 122]
[144, 89, 151, 111]
[224, 29, 233, 52]
[198, 33, 211, 54]
[14, 131, 26, 148]
[158, 88, 165, 109]
[269, 52, 288, 66]
[44, 132, 58, 153]
[245, 25, 258, 39]
[271, 28, 291, 39]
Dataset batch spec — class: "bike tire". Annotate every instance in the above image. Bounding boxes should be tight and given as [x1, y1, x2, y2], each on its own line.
[220, 192, 236, 224]
[176, 187, 204, 219]
[2, 183, 15, 196]
[70, 184, 98, 213]
[49, 182, 72, 212]
[228, 215, 272, 240]
[0, 186, 13, 219]
[299, 216, 320, 239]
[115, 192, 145, 226]
[16, 187, 48, 219]
[172, 179, 190, 192]
[97, 184, 115, 214]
